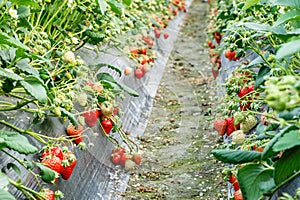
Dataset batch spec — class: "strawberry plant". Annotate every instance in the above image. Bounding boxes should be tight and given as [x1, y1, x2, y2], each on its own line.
[207, 0, 300, 199]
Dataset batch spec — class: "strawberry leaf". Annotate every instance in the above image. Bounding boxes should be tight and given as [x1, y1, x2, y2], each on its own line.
[0, 68, 23, 81]
[35, 163, 56, 183]
[91, 63, 122, 77]
[122, 0, 131, 6]
[254, 66, 270, 89]
[19, 76, 47, 103]
[16, 58, 39, 76]
[0, 130, 38, 155]
[0, 32, 30, 51]
[242, 0, 260, 11]
[237, 164, 275, 200]
[211, 149, 261, 164]
[274, 146, 300, 185]
[96, 0, 107, 15]
[0, 189, 15, 200]
[272, 129, 300, 152]
[60, 108, 78, 129]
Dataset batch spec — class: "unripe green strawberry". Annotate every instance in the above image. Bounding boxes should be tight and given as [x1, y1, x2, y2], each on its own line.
[231, 130, 245, 144]
[233, 112, 245, 126]
[125, 159, 136, 171]
[240, 115, 257, 132]
[76, 92, 87, 106]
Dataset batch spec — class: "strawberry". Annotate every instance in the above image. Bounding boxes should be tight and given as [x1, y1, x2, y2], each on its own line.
[163, 32, 169, 39]
[38, 189, 55, 200]
[124, 66, 133, 75]
[154, 28, 161, 38]
[125, 159, 136, 171]
[133, 153, 142, 165]
[228, 174, 237, 184]
[61, 151, 77, 180]
[62, 51, 76, 64]
[41, 156, 63, 174]
[98, 102, 113, 118]
[240, 115, 257, 133]
[112, 147, 126, 155]
[120, 153, 131, 167]
[224, 50, 236, 61]
[225, 117, 239, 136]
[231, 130, 245, 144]
[76, 92, 87, 106]
[41, 146, 63, 160]
[213, 119, 227, 136]
[66, 125, 84, 144]
[82, 109, 99, 127]
[234, 191, 243, 200]
[134, 68, 144, 79]
[100, 119, 113, 134]
[139, 47, 147, 55]
[233, 181, 240, 191]
[111, 153, 121, 165]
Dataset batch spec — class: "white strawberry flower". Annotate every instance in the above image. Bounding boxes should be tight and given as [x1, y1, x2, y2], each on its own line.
[71, 37, 79, 45]
[9, 8, 18, 19]
[62, 51, 76, 64]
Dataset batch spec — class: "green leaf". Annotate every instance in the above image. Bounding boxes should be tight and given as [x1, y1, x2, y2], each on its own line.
[278, 107, 300, 120]
[0, 189, 16, 200]
[0, 48, 16, 63]
[275, 39, 300, 59]
[17, 6, 30, 18]
[262, 125, 299, 159]
[0, 172, 9, 188]
[10, 0, 39, 7]
[91, 63, 122, 77]
[211, 149, 262, 164]
[60, 108, 78, 129]
[274, 10, 300, 27]
[16, 58, 39, 76]
[254, 66, 270, 89]
[272, 129, 300, 152]
[0, 32, 30, 51]
[116, 82, 139, 97]
[237, 164, 275, 200]
[0, 130, 38, 155]
[274, 146, 300, 185]
[242, 0, 260, 11]
[0, 68, 23, 81]
[19, 76, 47, 103]
[244, 22, 271, 32]
[35, 163, 56, 183]
[272, 0, 300, 9]
[96, 0, 107, 15]
[122, 0, 132, 6]
[107, 0, 123, 15]
[7, 163, 21, 176]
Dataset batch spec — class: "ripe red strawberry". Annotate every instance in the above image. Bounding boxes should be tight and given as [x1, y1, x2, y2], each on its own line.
[224, 50, 236, 61]
[100, 119, 113, 134]
[225, 117, 239, 136]
[61, 151, 77, 180]
[124, 66, 133, 75]
[41, 146, 63, 160]
[66, 125, 84, 144]
[139, 47, 147, 55]
[38, 189, 55, 200]
[154, 28, 161, 38]
[234, 191, 243, 200]
[213, 119, 227, 136]
[112, 147, 126, 155]
[111, 153, 121, 165]
[163, 32, 169, 39]
[41, 156, 63, 174]
[82, 109, 99, 127]
[228, 174, 237, 183]
[133, 153, 142, 165]
[120, 153, 131, 167]
[134, 68, 144, 79]
[233, 181, 240, 191]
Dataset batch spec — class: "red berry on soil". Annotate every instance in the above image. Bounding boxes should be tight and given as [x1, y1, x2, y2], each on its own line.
[101, 119, 113, 134]
[61, 151, 77, 180]
[41, 146, 63, 160]
[111, 153, 121, 165]
[163, 32, 169, 39]
[120, 154, 131, 167]
[82, 109, 99, 127]
[233, 181, 240, 191]
[134, 68, 144, 79]
[133, 153, 142, 165]
[228, 174, 237, 184]
[213, 119, 227, 136]
[66, 125, 84, 144]
[41, 156, 63, 174]
[225, 117, 239, 136]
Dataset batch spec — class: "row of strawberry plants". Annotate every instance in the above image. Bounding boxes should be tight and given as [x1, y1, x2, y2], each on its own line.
[206, 0, 300, 200]
[0, 0, 186, 199]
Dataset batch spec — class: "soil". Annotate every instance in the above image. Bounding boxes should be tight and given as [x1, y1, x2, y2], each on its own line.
[123, 0, 228, 199]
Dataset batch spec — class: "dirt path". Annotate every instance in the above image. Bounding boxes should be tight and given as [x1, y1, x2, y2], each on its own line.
[124, 1, 227, 199]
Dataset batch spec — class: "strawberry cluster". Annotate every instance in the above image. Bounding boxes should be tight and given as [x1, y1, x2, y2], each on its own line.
[40, 146, 77, 181]
[110, 147, 142, 171]
[213, 116, 240, 136]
